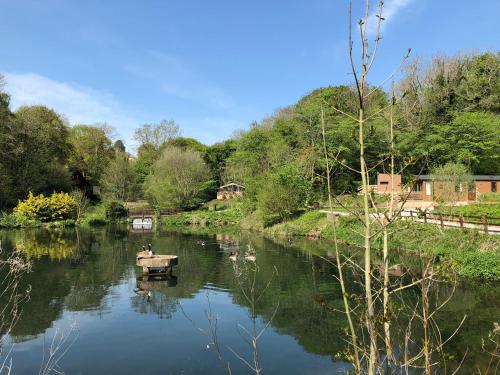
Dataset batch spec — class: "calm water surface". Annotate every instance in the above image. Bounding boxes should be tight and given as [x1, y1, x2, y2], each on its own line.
[0, 226, 498, 374]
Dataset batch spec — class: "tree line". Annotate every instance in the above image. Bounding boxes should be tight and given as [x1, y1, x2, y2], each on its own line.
[0, 51, 499, 218]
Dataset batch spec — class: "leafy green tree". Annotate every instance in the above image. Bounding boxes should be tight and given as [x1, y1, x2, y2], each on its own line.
[163, 137, 206, 153]
[404, 112, 500, 174]
[0, 76, 18, 208]
[104, 200, 128, 219]
[145, 146, 212, 210]
[134, 143, 160, 186]
[256, 164, 310, 226]
[0, 88, 72, 210]
[430, 162, 473, 205]
[204, 139, 238, 186]
[102, 151, 135, 201]
[68, 125, 114, 186]
[13, 105, 72, 197]
[113, 139, 126, 152]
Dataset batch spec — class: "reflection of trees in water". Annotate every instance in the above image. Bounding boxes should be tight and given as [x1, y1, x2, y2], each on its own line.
[0, 228, 131, 338]
[131, 292, 178, 319]
[0, 228, 498, 372]
[131, 276, 179, 319]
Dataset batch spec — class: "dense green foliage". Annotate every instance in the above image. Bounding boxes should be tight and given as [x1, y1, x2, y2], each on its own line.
[68, 125, 114, 185]
[145, 146, 213, 210]
[433, 203, 500, 223]
[1, 52, 499, 226]
[104, 200, 128, 220]
[256, 164, 311, 225]
[162, 203, 243, 227]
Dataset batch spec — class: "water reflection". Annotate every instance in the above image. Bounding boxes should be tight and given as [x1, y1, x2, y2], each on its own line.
[132, 275, 179, 318]
[0, 227, 497, 374]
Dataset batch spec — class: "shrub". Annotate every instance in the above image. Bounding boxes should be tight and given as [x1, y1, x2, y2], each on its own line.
[14, 192, 76, 222]
[0, 212, 41, 228]
[81, 213, 107, 226]
[257, 164, 310, 226]
[48, 192, 78, 220]
[104, 200, 128, 220]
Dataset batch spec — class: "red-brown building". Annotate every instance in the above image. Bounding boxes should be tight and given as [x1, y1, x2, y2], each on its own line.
[376, 174, 500, 201]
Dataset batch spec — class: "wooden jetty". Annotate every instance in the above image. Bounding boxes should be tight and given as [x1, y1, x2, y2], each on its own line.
[136, 251, 178, 274]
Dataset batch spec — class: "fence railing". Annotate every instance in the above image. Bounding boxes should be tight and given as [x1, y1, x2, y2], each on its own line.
[401, 210, 500, 233]
[128, 209, 179, 217]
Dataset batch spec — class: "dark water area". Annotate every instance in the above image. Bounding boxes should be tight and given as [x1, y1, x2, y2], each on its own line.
[0, 226, 498, 374]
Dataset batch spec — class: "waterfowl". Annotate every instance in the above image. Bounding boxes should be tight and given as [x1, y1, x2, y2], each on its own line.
[244, 255, 256, 262]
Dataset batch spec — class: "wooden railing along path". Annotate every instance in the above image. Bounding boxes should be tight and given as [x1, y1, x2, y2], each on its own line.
[400, 210, 500, 234]
[128, 209, 180, 218]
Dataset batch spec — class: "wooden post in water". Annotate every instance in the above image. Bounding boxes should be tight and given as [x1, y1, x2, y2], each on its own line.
[483, 216, 488, 233]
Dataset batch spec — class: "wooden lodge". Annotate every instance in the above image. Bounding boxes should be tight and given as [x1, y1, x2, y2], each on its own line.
[217, 183, 245, 200]
[375, 173, 500, 202]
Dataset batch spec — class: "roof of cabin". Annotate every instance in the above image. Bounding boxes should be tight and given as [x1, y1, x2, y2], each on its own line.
[415, 175, 500, 181]
[219, 183, 245, 189]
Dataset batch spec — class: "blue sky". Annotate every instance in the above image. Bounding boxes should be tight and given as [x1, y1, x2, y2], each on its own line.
[0, 0, 498, 150]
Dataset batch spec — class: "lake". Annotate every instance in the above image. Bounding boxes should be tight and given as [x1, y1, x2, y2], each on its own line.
[0, 226, 498, 374]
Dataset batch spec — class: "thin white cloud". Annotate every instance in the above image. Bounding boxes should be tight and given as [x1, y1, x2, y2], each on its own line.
[366, 0, 413, 36]
[124, 50, 235, 110]
[3, 72, 140, 146]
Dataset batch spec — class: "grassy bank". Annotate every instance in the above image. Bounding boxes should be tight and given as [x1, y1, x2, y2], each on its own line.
[433, 203, 500, 224]
[161, 204, 243, 227]
[0, 212, 76, 229]
[266, 211, 500, 280]
[162, 207, 500, 280]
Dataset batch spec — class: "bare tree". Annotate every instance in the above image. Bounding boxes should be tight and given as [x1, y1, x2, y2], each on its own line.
[134, 120, 181, 149]
[318, 1, 466, 374]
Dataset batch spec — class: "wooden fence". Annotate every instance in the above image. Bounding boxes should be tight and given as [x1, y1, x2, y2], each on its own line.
[128, 209, 179, 218]
[401, 210, 500, 234]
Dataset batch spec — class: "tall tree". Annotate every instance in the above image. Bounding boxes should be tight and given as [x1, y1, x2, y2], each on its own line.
[145, 146, 211, 210]
[12, 105, 71, 198]
[134, 120, 180, 149]
[102, 151, 134, 201]
[68, 125, 114, 186]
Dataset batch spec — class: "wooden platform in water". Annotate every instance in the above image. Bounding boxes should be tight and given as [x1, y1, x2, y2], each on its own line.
[136, 251, 178, 274]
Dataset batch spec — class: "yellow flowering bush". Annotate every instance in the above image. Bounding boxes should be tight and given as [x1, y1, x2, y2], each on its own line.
[14, 192, 77, 221]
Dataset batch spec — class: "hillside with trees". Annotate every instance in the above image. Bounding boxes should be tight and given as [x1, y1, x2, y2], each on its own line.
[0, 52, 499, 225]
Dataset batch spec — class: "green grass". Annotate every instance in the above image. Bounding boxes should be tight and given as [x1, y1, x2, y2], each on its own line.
[162, 204, 243, 227]
[433, 203, 500, 224]
[265, 211, 500, 280]
[79, 205, 108, 226]
[0, 212, 42, 228]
